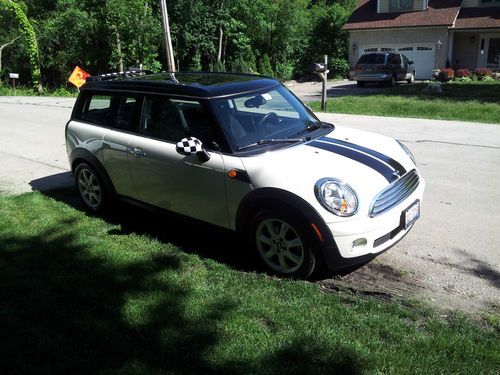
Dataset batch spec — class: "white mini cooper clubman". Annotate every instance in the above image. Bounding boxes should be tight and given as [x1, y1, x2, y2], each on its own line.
[66, 71, 425, 279]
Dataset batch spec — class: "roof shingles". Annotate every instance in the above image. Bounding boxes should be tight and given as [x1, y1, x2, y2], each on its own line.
[454, 7, 500, 29]
[344, 0, 462, 30]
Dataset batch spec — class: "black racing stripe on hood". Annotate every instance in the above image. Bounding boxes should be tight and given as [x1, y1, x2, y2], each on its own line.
[320, 137, 406, 176]
[308, 141, 397, 183]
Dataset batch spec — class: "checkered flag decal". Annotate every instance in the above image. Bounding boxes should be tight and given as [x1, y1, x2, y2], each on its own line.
[176, 137, 203, 155]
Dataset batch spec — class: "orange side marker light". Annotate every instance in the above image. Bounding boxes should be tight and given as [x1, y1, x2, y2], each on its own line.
[311, 223, 324, 242]
[228, 170, 237, 178]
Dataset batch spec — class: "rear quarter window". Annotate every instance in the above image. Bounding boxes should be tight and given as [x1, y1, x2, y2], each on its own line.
[75, 92, 140, 133]
[78, 94, 113, 126]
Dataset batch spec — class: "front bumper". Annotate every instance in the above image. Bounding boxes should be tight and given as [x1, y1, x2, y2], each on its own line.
[320, 175, 425, 270]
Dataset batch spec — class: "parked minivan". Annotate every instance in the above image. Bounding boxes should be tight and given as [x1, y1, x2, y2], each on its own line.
[66, 71, 424, 278]
[354, 52, 415, 87]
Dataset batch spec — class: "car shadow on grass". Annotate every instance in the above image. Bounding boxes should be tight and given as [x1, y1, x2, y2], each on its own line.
[0, 177, 368, 374]
[30, 174, 258, 275]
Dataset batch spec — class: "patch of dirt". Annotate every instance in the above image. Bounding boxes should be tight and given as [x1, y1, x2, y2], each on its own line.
[317, 252, 499, 317]
[318, 261, 425, 304]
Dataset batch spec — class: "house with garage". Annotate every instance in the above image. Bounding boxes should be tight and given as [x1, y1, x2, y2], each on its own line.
[344, 0, 500, 79]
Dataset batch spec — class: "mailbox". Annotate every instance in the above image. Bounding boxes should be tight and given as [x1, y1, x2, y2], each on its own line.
[311, 63, 327, 73]
[9, 73, 19, 79]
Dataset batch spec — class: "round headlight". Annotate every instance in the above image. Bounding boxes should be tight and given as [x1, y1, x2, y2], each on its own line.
[397, 140, 416, 164]
[314, 178, 358, 217]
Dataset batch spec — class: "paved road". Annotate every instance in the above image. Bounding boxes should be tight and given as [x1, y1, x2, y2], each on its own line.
[287, 79, 392, 102]
[1, 96, 499, 312]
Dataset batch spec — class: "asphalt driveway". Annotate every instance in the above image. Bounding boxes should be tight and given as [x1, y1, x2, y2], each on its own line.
[0, 96, 499, 313]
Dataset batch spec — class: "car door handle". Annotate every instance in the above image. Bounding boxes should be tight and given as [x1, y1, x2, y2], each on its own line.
[129, 147, 147, 157]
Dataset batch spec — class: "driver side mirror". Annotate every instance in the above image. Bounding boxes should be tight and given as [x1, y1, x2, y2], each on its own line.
[176, 137, 210, 162]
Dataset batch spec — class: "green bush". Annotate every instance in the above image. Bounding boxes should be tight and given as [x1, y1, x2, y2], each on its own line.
[258, 54, 274, 77]
[212, 59, 226, 72]
[228, 56, 251, 74]
[329, 58, 349, 79]
[275, 61, 294, 81]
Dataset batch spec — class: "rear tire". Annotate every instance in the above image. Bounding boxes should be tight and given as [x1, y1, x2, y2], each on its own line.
[74, 162, 108, 212]
[389, 74, 396, 87]
[249, 209, 319, 279]
[356, 81, 365, 88]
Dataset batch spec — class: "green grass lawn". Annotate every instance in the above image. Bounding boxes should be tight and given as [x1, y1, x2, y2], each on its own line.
[0, 192, 499, 374]
[310, 81, 500, 124]
[0, 84, 77, 97]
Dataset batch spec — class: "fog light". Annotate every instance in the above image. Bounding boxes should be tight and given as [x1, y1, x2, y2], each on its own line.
[352, 238, 367, 249]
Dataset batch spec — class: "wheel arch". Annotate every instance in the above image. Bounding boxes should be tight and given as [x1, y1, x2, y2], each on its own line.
[235, 187, 336, 250]
[70, 148, 116, 196]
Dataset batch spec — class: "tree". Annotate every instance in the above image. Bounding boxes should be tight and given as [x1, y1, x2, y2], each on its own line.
[0, 0, 42, 91]
[258, 53, 273, 77]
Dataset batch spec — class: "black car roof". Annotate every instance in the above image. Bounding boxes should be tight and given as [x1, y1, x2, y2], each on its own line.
[81, 71, 280, 99]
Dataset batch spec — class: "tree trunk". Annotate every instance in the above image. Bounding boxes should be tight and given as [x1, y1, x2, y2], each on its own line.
[0, 36, 20, 72]
[217, 26, 223, 62]
[113, 26, 124, 72]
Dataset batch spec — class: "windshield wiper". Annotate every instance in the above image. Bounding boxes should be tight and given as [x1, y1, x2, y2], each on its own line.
[297, 121, 333, 135]
[237, 138, 304, 151]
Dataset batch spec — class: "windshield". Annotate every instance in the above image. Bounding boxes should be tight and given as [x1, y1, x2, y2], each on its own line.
[212, 85, 325, 152]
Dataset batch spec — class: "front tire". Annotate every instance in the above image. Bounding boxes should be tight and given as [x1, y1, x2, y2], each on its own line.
[74, 163, 107, 212]
[249, 210, 318, 279]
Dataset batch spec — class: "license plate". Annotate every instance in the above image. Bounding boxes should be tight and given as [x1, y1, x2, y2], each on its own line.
[404, 200, 420, 229]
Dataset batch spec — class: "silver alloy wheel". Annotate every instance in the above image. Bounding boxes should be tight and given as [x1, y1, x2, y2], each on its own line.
[255, 218, 305, 274]
[408, 73, 415, 84]
[77, 167, 102, 209]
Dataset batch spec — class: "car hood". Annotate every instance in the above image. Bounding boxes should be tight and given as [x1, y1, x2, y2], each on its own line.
[240, 125, 416, 221]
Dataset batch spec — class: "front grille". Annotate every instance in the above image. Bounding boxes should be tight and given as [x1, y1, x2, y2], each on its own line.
[369, 169, 420, 217]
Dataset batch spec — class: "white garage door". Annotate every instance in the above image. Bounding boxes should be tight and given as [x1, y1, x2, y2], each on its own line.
[359, 44, 435, 80]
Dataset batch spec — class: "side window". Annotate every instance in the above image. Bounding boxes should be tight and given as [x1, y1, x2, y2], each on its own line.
[389, 54, 401, 64]
[140, 97, 215, 146]
[402, 55, 410, 65]
[141, 96, 186, 142]
[115, 96, 140, 133]
[81, 94, 113, 126]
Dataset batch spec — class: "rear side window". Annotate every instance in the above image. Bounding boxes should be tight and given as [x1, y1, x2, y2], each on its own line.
[357, 54, 386, 64]
[140, 97, 215, 146]
[77, 93, 140, 132]
[81, 95, 112, 126]
[389, 54, 402, 64]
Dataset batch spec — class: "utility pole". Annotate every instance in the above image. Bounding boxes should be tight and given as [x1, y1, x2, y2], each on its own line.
[160, 0, 176, 72]
[321, 55, 328, 111]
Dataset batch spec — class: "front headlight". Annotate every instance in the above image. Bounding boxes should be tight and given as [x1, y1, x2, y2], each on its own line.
[314, 178, 358, 217]
[397, 140, 416, 164]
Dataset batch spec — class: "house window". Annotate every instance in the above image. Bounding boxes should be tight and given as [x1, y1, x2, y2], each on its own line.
[487, 38, 500, 67]
[364, 48, 378, 52]
[399, 47, 414, 51]
[480, 0, 500, 5]
[389, 0, 414, 12]
[381, 47, 395, 51]
[417, 46, 432, 51]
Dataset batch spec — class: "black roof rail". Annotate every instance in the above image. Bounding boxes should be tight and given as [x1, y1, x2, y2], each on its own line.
[86, 69, 153, 83]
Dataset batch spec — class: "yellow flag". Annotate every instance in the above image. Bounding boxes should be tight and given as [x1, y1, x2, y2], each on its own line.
[68, 66, 90, 88]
